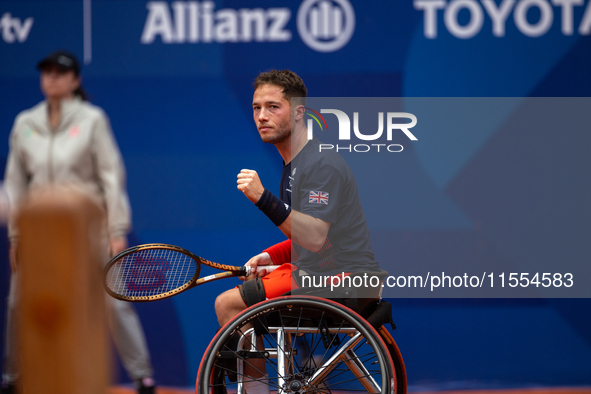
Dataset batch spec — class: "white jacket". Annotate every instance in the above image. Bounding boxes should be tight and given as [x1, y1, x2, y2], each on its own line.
[4, 97, 131, 241]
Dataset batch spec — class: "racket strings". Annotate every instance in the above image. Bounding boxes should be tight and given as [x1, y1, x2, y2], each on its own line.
[106, 249, 198, 299]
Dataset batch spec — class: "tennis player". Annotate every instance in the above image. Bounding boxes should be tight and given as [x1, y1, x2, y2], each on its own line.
[214, 69, 378, 392]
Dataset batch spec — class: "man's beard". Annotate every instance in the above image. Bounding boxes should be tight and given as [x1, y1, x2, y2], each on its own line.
[260, 117, 291, 144]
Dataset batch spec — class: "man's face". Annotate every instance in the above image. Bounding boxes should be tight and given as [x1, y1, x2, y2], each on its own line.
[252, 84, 291, 144]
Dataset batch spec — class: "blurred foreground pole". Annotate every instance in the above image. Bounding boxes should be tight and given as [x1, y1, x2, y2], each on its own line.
[16, 188, 109, 394]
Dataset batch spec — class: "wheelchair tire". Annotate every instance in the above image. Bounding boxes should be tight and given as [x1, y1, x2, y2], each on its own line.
[377, 326, 407, 394]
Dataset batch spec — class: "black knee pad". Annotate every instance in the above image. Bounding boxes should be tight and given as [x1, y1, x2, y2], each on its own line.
[237, 277, 268, 336]
[238, 277, 266, 307]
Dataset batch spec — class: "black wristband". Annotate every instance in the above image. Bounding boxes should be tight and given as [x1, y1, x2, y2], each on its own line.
[255, 189, 291, 226]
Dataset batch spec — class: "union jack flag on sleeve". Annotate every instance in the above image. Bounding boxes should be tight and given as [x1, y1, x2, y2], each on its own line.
[309, 191, 329, 205]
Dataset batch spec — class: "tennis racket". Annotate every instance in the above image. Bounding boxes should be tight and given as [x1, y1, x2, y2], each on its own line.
[103, 243, 280, 302]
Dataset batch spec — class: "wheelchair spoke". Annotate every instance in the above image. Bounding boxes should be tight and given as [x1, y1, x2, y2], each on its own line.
[323, 373, 382, 389]
[277, 309, 303, 379]
[314, 319, 347, 374]
[335, 350, 381, 392]
[235, 330, 281, 379]
[307, 332, 363, 385]
[258, 315, 299, 381]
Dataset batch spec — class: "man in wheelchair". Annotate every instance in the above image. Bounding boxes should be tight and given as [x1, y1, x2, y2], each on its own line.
[209, 70, 403, 394]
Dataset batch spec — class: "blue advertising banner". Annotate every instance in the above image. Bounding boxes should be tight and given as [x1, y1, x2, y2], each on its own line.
[1, 0, 590, 389]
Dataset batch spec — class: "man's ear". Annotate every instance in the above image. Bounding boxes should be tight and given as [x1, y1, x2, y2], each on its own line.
[294, 105, 305, 121]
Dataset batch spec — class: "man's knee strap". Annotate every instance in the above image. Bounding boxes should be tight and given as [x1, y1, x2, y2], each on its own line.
[238, 277, 266, 307]
[238, 277, 268, 336]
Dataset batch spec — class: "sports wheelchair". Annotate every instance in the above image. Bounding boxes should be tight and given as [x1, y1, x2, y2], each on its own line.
[196, 270, 407, 394]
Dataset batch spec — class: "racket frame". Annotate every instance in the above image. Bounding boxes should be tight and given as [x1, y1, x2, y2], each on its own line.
[104, 243, 247, 302]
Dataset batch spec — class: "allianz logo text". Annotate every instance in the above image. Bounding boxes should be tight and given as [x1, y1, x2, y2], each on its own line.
[306, 109, 417, 153]
[0, 12, 33, 43]
[141, 0, 355, 52]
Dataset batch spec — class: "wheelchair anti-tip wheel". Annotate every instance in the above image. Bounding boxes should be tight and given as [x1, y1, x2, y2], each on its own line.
[197, 296, 405, 394]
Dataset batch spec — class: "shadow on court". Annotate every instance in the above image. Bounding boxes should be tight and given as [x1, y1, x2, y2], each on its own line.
[109, 386, 591, 394]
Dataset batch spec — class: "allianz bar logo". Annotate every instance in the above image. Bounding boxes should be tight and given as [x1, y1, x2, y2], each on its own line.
[141, 0, 355, 52]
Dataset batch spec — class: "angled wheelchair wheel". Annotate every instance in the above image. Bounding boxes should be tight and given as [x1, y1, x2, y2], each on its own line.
[377, 326, 407, 394]
[197, 296, 403, 394]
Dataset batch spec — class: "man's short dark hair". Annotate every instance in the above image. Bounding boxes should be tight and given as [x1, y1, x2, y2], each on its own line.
[254, 69, 307, 107]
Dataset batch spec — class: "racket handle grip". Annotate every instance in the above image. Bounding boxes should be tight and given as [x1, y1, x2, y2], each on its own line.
[244, 265, 281, 277]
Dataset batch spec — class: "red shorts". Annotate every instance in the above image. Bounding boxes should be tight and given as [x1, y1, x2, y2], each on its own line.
[238, 264, 352, 306]
[261, 263, 300, 299]
[261, 264, 352, 299]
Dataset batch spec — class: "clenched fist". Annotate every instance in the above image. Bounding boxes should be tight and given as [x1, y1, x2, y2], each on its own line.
[237, 169, 265, 203]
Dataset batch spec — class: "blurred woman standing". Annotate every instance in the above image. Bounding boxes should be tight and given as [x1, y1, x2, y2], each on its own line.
[1, 51, 156, 394]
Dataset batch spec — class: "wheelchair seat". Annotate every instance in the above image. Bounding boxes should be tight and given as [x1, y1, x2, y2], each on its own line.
[285, 268, 390, 321]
